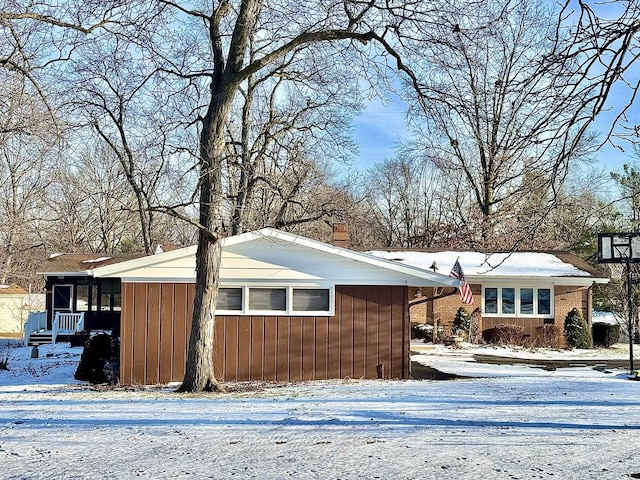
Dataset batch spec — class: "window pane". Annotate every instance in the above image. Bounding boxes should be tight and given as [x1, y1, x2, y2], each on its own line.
[53, 286, 72, 310]
[113, 293, 121, 312]
[485, 288, 498, 314]
[101, 279, 120, 294]
[502, 288, 515, 314]
[520, 288, 534, 314]
[100, 294, 112, 311]
[293, 289, 330, 311]
[538, 289, 551, 315]
[249, 288, 286, 311]
[77, 285, 89, 312]
[219, 288, 242, 310]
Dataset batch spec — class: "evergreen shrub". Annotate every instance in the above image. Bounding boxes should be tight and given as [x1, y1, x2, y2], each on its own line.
[74, 333, 119, 384]
[453, 307, 471, 338]
[592, 322, 620, 348]
[564, 308, 593, 349]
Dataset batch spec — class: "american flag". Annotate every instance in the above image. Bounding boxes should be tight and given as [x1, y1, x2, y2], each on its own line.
[450, 258, 474, 305]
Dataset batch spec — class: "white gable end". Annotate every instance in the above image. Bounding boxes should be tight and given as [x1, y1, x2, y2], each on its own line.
[93, 229, 458, 288]
[221, 239, 445, 285]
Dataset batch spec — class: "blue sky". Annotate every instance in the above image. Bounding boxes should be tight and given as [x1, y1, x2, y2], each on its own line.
[351, 93, 410, 170]
[351, 93, 636, 181]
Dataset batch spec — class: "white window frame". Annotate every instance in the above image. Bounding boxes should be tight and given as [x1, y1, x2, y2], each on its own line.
[216, 285, 335, 316]
[482, 285, 554, 318]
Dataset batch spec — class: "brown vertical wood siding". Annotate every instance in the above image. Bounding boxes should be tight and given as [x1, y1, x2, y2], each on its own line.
[120, 284, 409, 385]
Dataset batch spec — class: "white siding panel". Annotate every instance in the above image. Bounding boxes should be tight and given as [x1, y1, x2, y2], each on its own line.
[114, 237, 449, 286]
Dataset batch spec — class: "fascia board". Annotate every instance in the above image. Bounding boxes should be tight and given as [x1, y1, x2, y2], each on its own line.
[37, 271, 93, 278]
[468, 275, 609, 286]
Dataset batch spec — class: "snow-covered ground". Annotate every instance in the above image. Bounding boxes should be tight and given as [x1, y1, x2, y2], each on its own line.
[2, 340, 640, 479]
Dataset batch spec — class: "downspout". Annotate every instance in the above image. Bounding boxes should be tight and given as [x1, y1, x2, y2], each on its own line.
[587, 281, 595, 328]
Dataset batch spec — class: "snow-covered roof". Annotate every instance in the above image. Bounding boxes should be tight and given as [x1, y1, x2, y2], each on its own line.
[366, 250, 609, 285]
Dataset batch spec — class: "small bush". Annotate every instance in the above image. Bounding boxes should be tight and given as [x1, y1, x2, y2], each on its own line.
[411, 323, 433, 340]
[453, 307, 471, 339]
[0, 340, 16, 370]
[74, 333, 119, 384]
[482, 324, 525, 346]
[564, 308, 593, 349]
[533, 324, 566, 349]
[0, 349, 8, 370]
[592, 322, 620, 348]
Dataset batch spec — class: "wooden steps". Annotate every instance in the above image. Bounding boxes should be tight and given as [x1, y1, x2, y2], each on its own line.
[28, 332, 53, 346]
[27, 331, 76, 346]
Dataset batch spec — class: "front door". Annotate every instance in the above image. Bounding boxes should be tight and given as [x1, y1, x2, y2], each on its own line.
[52, 284, 73, 313]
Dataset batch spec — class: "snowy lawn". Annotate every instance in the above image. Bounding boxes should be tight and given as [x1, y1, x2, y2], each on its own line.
[2, 340, 640, 479]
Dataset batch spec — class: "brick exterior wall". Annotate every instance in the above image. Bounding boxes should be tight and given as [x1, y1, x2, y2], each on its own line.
[410, 283, 592, 339]
[408, 287, 430, 325]
[554, 285, 591, 327]
[409, 285, 481, 335]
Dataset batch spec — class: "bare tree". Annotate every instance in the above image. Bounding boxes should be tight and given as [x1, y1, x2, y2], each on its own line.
[65, 40, 181, 254]
[401, 0, 596, 249]
[610, 154, 640, 232]
[46, 140, 142, 253]
[224, 36, 362, 235]
[555, 1, 640, 146]
[0, 81, 55, 285]
[111, 0, 430, 393]
[364, 154, 472, 249]
[1, 2, 119, 133]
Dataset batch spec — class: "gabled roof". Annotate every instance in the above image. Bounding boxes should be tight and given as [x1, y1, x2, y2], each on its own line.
[0, 284, 28, 295]
[366, 250, 609, 285]
[37, 253, 146, 277]
[92, 228, 459, 287]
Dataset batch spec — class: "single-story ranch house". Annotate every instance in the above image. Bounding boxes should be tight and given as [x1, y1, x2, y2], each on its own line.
[367, 250, 610, 337]
[35, 227, 609, 386]
[84, 228, 458, 384]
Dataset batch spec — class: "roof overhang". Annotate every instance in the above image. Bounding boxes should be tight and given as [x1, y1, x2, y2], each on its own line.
[38, 271, 92, 279]
[466, 275, 609, 286]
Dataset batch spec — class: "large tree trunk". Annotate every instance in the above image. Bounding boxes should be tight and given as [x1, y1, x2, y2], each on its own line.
[177, 109, 229, 393]
[177, 123, 227, 392]
[177, 232, 225, 392]
[177, 0, 263, 393]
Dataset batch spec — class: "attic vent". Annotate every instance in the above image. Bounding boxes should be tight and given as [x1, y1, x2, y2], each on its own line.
[391, 258, 404, 262]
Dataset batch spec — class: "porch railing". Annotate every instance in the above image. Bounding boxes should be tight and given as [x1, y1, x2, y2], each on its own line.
[23, 311, 47, 346]
[52, 312, 85, 344]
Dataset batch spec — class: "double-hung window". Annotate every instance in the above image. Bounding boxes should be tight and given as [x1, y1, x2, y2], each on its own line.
[216, 286, 333, 315]
[483, 286, 553, 317]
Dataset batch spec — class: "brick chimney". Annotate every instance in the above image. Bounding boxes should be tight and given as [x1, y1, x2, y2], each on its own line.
[331, 223, 349, 249]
